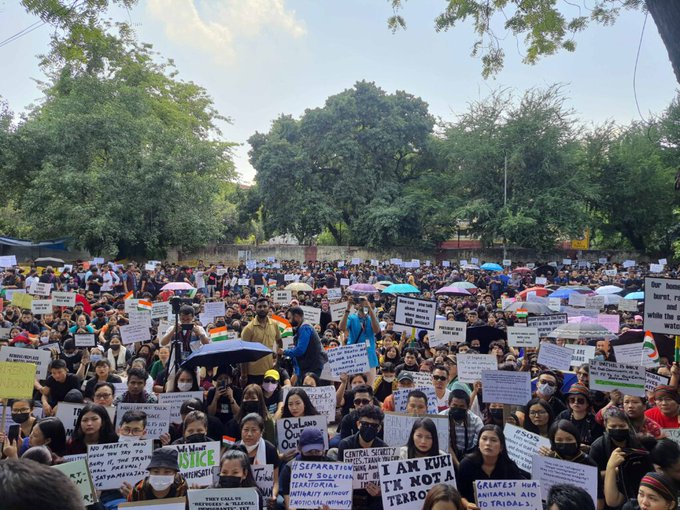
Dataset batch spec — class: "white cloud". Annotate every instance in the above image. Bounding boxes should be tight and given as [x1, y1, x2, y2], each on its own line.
[146, 0, 306, 64]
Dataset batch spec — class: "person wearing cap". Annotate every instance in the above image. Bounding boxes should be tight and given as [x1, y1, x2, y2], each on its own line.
[646, 385, 680, 429]
[279, 427, 335, 510]
[382, 371, 415, 412]
[556, 383, 604, 448]
[261, 369, 284, 418]
[122, 446, 189, 502]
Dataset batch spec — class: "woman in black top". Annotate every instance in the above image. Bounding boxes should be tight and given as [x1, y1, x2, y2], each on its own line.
[457, 424, 527, 501]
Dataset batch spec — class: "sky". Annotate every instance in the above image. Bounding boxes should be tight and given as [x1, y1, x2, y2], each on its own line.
[0, 0, 678, 183]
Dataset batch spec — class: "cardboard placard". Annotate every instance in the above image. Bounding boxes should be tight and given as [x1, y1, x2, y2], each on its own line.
[379, 455, 456, 510]
[276, 415, 328, 453]
[457, 353, 497, 383]
[300, 305, 321, 325]
[74, 333, 96, 348]
[120, 498, 186, 509]
[590, 360, 645, 397]
[326, 342, 370, 377]
[343, 447, 399, 489]
[526, 314, 568, 337]
[273, 290, 291, 305]
[394, 296, 437, 331]
[289, 461, 353, 510]
[252, 464, 274, 499]
[31, 299, 53, 314]
[87, 440, 153, 490]
[52, 291, 76, 307]
[52, 458, 98, 506]
[507, 326, 540, 348]
[119, 323, 151, 345]
[188, 489, 258, 510]
[330, 302, 348, 322]
[158, 391, 205, 424]
[565, 344, 596, 367]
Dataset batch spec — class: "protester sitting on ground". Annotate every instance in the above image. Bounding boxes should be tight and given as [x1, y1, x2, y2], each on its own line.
[399, 417, 447, 460]
[223, 384, 275, 444]
[113, 368, 157, 405]
[236, 413, 279, 501]
[547, 484, 596, 510]
[382, 371, 415, 411]
[121, 446, 189, 502]
[213, 449, 265, 509]
[66, 403, 118, 454]
[441, 389, 484, 468]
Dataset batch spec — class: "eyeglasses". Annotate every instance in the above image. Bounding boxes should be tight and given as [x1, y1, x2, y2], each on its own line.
[12, 408, 31, 414]
[120, 426, 144, 435]
[354, 398, 371, 406]
[432, 375, 447, 382]
[568, 397, 586, 405]
[529, 410, 548, 416]
[94, 393, 112, 399]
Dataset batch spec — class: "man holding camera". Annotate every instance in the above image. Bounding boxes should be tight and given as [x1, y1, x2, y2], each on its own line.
[159, 304, 210, 363]
[339, 295, 380, 384]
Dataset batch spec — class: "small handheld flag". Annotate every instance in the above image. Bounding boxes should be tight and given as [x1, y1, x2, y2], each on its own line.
[675, 336, 680, 364]
[641, 330, 659, 367]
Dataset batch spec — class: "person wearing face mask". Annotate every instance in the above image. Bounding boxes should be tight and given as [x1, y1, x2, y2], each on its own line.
[224, 385, 276, 444]
[533, 370, 567, 416]
[169, 367, 200, 393]
[0, 399, 37, 456]
[237, 413, 280, 504]
[279, 427, 335, 510]
[373, 362, 397, 403]
[280, 306, 325, 383]
[214, 449, 265, 509]
[171, 410, 213, 445]
[441, 389, 484, 468]
[106, 335, 131, 375]
[123, 447, 188, 502]
[261, 369, 284, 419]
[590, 407, 645, 481]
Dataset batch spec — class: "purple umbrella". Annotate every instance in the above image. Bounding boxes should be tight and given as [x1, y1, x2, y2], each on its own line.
[347, 283, 379, 294]
[435, 285, 471, 296]
[160, 282, 194, 291]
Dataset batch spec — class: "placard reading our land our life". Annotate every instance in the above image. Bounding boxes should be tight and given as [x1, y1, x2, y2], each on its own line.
[276, 415, 329, 453]
[643, 277, 680, 335]
[589, 360, 646, 397]
[326, 342, 370, 377]
[342, 447, 399, 489]
[394, 296, 437, 331]
[379, 455, 456, 510]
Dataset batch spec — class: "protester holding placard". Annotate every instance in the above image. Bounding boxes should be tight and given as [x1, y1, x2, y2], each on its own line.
[555, 383, 604, 447]
[398, 418, 447, 459]
[213, 449, 265, 509]
[381, 371, 415, 412]
[340, 295, 381, 383]
[23, 416, 67, 458]
[238, 413, 280, 492]
[439, 389, 484, 467]
[337, 384, 379, 441]
[373, 362, 397, 402]
[39, 359, 81, 414]
[122, 446, 189, 503]
[65, 403, 118, 455]
[533, 370, 567, 416]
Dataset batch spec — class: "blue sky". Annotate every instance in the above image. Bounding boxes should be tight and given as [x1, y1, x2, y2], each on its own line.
[1, 0, 678, 182]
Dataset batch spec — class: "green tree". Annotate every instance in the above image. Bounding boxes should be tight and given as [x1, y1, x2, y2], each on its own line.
[388, 1, 680, 84]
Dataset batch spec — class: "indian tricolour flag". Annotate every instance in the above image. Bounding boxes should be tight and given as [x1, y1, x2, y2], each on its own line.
[272, 315, 294, 346]
[210, 326, 229, 342]
[641, 330, 659, 368]
[123, 290, 134, 300]
[137, 300, 152, 312]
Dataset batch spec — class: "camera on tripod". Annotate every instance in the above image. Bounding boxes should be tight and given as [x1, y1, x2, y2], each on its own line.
[170, 295, 194, 315]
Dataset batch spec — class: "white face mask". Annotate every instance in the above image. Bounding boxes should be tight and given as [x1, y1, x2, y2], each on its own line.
[244, 442, 259, 453]
[177, 382, 193, 392]
[383, 376, 395, 383]
[148, 474, 175, 492]
[118, 434, 143, 442]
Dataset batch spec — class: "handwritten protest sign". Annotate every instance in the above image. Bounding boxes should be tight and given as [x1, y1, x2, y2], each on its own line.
[74, 333, 96, 348]
[276, 415, 328, 453]
[394, 296, 437, 331]
[158, 391, 204, 424]
[128, 310, 152, 329]
[300, 305, 321, 325]
[0, 344, 52, 380]
[282, 385, 336, 423]
[457, 354, 497, 383]
[56, 402, 85, 439]
[165, 441, 220, 486]
[343, 447, 399, 489]
[507, 327, 539, 348]
[526, 314, 568, 337]
[289, 461, 353, 510]
[87, 440, 153, 490]
[188, 489, 259, 510]
[340, 278, 350, 286]
[410, 371, 435, 387]
[120, 323, 150, 345]
[504, 424, 550, 473]
[474, 480, 542, 510]
[53, 458, 98, 506]
[392, 387, 438, 414]
[252, 464, 274, 498]
[613, 343, 644, 365]
[273, 290, 291, 305]
[31, 299, 52, 314]
[327, 288, 342, 300]
[326, 342, 370, 377]
[565, 344, 596, 367]
[644, 277, 680, 335]
[662, 429, 680, 447]
[646, 371, 670, 393]
[122, 498, 186, 510]
[430, 320, 466, 347]
[597, 314, 620, 334]
[379, 455, 456, 510]
[532, 455, 597, 505]
[52, 291, 76, 307]
[11, 292, 32, 309]
[0, 361, 36, 399]
[330, 302, 348, 322]
[383, 412, 449, 450]
[585, 295, 605, 310]
[619, 299, 639, 312]
[481, 371, 531, 406]
[151, 301, 170, 320]
[590, 360, 645, 397]
[537, 343, 573, 371]
[116, 403, 171, 439]
[203, 301, 225, 320]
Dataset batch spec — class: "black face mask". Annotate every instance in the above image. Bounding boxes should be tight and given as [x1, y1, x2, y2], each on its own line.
[11, 413, 30, 424]
[449, 408, 467, 421]
[218, 475, 242, 488]
[358, 423, 379, 442]
[241, 401, 259, 414]
[489, 408, 504, 420]
[608, 428, 629, 442]
[185, 433, 207, 443]
[554, 442, 579, 458]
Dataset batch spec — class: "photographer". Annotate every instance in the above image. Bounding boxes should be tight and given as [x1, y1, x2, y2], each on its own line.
[339, 295, 380, 384]
[159, 303, 209, 361]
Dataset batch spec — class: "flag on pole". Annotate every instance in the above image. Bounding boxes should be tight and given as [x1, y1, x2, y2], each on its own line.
[675, 335, 680, 364]
[271, 315, 293, 343]
[641, 330, 659, 367]
[209, 326, 229, 342]
[186, 288, 197, 299]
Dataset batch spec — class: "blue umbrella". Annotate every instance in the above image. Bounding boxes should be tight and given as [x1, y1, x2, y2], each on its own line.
[549, 288, 580, 299]
[382, 283, 421, 294]
[624, 291, 645, 300]
[180, 340, 273, 370]
[481, 263, 503, 271]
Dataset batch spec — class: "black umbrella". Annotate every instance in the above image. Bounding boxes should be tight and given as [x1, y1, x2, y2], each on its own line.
[180, 340, 273, 370]
[534, 264, 557, 277]
[466, 326, 507, 354]
[609, 330, 674, 361]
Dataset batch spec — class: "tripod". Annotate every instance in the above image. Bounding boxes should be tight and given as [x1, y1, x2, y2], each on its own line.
[161, 296, 189, 390]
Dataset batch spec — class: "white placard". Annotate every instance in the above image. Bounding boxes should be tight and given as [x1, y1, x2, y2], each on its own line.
[0, 255, 17, 267]
[503, 259, 512, 267]
[623, 260, 636, 268]
[87, 440, 153, 490]
[457, 353, 497, 383]
[127, 310, 151, 329]
[300, 305, 321, 325]
[645, 371, 670, 393]
[0, 345, 51, 379]
[52, 291, 76, 307]
[481, 371, 532, 406]
[537, 343, 573, 371]
[158, 391, 205, 424]
[56, 402, 87, 439]
[188, 488, 259, 510]
[568, 292, 587, 307]
[650, 263, 664, 273]
[660, 258, 668, 265]
[165, 441, 220, 486]
[612, 342, 644, 365]
[535, 277, 547, 285]
[340, 278, 350, 286]
[282, 385, 336, 424]
[116, 403, 171, 439]
[562, 259, 572, 266]
[442, 261, 450, 267]
[119, 323, 150, 345]
[326, 288, 342, 300]
[330, 302, 348, 322]
[532, 455, 597, 505]
[507, 326, 539, 348]
[74, 333, 96, 348]
[383, 412, 449, 449]
[273, 290, 291, 305]
[644, 277, 680, 335]
[504, 424, 551, 473]
[379, 455, 456, 510]
[590, 360, 645, 397]
[29, 281, 52, 296]
[392, 387, 438, 414]
[124, 299, 140, 313]
[394, 296, 437, 331]
[31, 299, 53, 314]
[618, 298, 639, 312]
[565, 344, 596, 367]
[151, 301, 171, 319]
[430, 320, 467, 347]
[597, 314, 620, 334]
[343, 447, 399, 489]
[585, 295, 605, 310]
[252, 464, 274, 499]
[276, 415, 328, 453]
[475, 480, 542, 510]
[203, 301, 225, 319]
[289, 461, 353, 510]
[326, 342, 370, 377]
[526, 314, 568, 337]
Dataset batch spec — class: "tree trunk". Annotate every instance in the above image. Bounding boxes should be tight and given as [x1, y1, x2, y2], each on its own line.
[646, 0, 680, 84]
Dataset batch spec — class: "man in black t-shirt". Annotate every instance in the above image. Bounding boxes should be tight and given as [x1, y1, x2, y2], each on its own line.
[39, 359, 80, 413]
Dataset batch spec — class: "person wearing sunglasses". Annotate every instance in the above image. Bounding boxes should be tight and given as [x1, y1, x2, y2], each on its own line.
[534, 370, 567, 416]
[431, 365, 451, 412]
[556, 383, 604, 451]
[337, 384, 381, 441]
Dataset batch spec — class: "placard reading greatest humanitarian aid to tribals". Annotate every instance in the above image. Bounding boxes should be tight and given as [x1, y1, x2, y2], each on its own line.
[394, 296, 437, 331]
